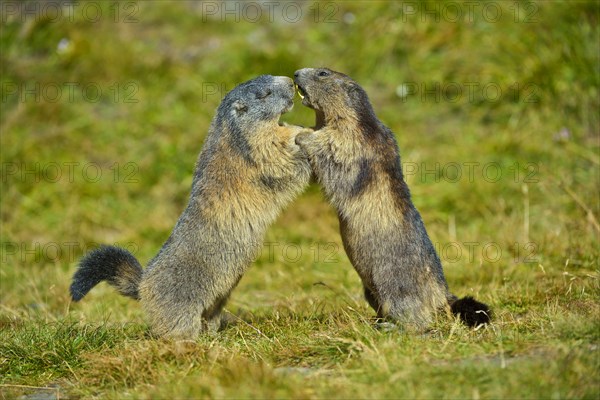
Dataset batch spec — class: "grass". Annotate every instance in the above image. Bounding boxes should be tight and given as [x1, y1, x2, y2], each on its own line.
[1, 0, 599, 398]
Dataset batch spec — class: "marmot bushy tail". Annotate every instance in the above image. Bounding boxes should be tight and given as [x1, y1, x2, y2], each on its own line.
[449, 296, 491, 327]
[71, 75, 312, 338]
[294, 67, 490, 330]
[70, 245, 142, 301]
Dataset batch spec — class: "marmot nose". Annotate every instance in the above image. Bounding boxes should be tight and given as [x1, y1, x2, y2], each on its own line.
[293, 71, 300, 78]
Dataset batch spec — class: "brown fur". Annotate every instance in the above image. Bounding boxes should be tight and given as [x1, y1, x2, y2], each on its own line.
[294, 68, 490, 329]
[71, 75, 313, 338]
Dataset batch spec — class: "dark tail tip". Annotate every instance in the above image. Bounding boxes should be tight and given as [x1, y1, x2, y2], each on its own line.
[450, 296, 491, 327]
[71, 286, 86, 302]
[70, 245, 142, 301]
[70, 245, 112, 301]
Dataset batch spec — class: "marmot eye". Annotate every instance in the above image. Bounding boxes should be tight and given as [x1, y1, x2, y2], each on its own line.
[256, 88, 272, 99]
[318, 70, 330, 77]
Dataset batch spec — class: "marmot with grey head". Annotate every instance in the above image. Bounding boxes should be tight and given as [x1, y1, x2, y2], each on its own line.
[293, 68, 490, 330]
[70, 75, 312, 338]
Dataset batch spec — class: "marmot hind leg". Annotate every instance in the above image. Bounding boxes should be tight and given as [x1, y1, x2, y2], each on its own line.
[364, 285, 384, 319]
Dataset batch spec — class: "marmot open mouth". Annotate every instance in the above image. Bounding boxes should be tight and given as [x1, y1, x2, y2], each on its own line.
[295, 84, 308, 100]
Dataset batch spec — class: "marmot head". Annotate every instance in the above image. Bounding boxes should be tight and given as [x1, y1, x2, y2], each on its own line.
[210, 75, 296, 166]
[217, 75, 295, 128]
[293, 68, 377, 129]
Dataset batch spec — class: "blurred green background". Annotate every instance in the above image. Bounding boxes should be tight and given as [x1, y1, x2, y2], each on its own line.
[1, 1, 598, 398]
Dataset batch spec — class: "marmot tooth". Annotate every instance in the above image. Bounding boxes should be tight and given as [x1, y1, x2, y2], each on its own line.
[295, 84, 305, 99]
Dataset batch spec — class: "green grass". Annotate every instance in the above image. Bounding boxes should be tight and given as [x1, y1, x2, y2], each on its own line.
[1, 1, 599, 398]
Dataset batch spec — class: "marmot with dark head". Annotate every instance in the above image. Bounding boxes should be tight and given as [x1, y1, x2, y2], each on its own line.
[70, 75, 312, 338]
[293, 68, 490, 330]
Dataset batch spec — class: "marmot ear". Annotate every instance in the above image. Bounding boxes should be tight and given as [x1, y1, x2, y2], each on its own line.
[232, 100, 248, 114]
[347, 82, 366, 96]
[255, 87, 272, 99]
[345, 81, 359, 91]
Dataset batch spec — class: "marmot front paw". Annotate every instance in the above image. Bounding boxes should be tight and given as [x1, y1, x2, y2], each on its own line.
[295, 131, 313, 146]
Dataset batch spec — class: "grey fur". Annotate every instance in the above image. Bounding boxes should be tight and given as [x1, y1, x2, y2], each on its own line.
[71, 75, 312, 338]
[294, 68, 490, 330]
